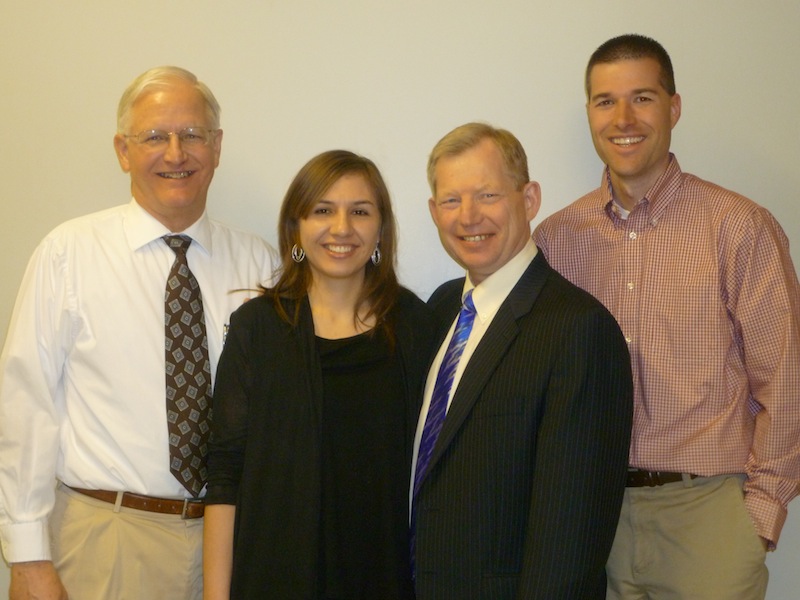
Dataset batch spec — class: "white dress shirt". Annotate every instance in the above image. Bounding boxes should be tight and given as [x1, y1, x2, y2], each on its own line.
[0, 199, 277, 563]
[410, 240, 538, 513]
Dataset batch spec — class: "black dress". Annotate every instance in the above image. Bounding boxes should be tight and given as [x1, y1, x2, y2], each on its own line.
[206, 289, 435, 599]
[318, 332, 415, 599]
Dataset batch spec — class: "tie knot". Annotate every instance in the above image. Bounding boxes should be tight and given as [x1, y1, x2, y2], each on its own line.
[462, 290, 476, 314]
[164, 235, 192, 255]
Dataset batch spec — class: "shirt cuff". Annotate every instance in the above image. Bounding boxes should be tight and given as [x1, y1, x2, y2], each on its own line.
[744, 490, 787, 550]
[0, 520, 51, 563]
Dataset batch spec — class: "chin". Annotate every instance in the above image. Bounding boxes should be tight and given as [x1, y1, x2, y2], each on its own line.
[160, 194, 204, 209]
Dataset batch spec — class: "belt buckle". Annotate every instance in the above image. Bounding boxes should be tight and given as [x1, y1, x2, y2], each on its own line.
[181, 498, 202, 519]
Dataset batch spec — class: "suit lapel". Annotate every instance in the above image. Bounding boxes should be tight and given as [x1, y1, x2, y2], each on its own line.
[426, 253, 553, 473]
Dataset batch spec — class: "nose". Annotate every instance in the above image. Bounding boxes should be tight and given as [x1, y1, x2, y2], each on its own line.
[331, 210, 353, 235]
[613, 100, 635, 128]
[459, 196, 482, 226]
[163, 133, 187, 163]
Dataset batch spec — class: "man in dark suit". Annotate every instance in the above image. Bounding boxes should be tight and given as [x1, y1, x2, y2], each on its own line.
[411, 122, 633, 599]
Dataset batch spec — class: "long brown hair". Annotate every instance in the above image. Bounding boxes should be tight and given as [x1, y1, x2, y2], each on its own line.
[269, 150, 400, 336]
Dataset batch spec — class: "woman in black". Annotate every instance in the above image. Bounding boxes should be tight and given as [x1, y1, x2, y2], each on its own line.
[204, 150, 434, 599]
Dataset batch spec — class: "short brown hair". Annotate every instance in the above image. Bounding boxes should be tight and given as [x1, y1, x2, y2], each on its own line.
[427, 122, 529, 195]
[585, 34, 676, 98]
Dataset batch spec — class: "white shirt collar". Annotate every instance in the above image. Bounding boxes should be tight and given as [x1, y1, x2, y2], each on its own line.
[122, 198, 212, 255]
[462, 238, 538, 322]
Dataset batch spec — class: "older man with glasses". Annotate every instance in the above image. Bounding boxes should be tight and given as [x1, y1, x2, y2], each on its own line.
[0, 66, 277, 600]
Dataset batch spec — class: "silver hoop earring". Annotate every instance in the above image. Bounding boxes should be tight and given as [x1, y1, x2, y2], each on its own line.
[371, 246, 382, 265]
[291, 244, 305, 263]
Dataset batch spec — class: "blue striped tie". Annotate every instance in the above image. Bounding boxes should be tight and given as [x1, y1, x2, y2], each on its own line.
[411, 289, 476, 577]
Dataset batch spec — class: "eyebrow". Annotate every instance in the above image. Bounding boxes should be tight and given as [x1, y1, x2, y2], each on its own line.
[591, 87, 661, 102]
[437, 183, 502, 196]
[316, 198, 376, 206]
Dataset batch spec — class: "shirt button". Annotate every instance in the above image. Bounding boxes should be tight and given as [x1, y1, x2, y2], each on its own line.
[628, 231, 638, 240]
[627, 282, 635, 290]
[625, 336, 632, 344]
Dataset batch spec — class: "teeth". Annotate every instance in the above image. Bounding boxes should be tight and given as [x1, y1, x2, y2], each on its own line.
[326, 245, 354, 254]
[159, 171, 192, 179]
[611, 136, 645, 147]
[463, 235, 488, 242]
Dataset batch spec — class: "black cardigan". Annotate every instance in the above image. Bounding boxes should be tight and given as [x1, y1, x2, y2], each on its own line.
[206, 287, 436, 599]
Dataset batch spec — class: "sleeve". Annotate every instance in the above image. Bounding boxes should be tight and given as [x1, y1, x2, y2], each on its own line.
[0, 239, 72, 563]
[531, 219, 551, 259]
[204, 304, 255, 506]
[397, 291, 440, 453]
[518, 303, 633, 597]
[726, 207, 800, 548]
[257, 238, 280, 289]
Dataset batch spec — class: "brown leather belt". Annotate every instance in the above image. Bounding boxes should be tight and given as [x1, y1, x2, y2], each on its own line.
[626, 469, 698, 487]
[69, 487, 204, 519]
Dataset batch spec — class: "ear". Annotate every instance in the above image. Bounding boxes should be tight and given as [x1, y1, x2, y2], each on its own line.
[523, 181, 542, 221]
[428, 197, 440, 227]
[670, 93, 682, 129]
[211, 129, 223, 167]
[113, 133, 131, 173]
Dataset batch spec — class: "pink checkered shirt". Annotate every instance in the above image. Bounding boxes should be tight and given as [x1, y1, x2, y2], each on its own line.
[534, 155, 800, 546]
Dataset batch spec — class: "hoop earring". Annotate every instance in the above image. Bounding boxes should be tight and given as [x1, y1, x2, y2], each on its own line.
[291, 244, 305, 263]
[371, 246, 382, 266]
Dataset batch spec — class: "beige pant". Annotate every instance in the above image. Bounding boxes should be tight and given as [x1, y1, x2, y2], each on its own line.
[51, 483, 204, 600]
[606, 474, 768, 599]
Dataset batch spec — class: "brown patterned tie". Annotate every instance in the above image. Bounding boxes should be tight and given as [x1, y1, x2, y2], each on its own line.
[164, 235, 211, 496]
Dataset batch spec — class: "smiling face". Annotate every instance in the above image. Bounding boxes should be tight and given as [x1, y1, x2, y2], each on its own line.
[299, 172, 381, 289]
[429, 138, 540, 285]
[113, 79, 222, 231]
[587, 57, 681, 209]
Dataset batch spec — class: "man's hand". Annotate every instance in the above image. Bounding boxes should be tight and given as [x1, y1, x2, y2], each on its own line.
[10, 561, 68, 600]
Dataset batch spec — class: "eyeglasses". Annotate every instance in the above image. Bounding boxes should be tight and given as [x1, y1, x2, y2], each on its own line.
[124, 127, 218, 148]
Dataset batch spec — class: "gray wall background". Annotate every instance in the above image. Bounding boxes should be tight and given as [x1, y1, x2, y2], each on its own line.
[1, 1, 798, 596]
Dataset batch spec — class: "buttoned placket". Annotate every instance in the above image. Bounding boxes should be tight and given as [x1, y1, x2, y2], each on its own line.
[614, 201, 650, 351]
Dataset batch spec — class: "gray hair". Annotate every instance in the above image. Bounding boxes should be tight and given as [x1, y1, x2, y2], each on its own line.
[116, 66, 221, 133]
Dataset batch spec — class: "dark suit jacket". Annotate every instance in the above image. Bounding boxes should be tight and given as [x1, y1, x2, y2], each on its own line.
[414, 251, 633, 599]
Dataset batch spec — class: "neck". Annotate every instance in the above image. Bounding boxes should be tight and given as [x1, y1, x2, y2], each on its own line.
[609, 175, 648, 211]
[609, 159, 671, 212]
[307, 275, 374, 339]
[134, 198, 204, 233]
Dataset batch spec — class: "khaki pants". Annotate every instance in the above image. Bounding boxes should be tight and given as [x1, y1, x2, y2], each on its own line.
[51, 483, 204, 600]
[606, 474, 768, 599]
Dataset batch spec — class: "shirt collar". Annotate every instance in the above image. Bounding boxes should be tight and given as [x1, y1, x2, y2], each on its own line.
[602, 154, 683, 225]
[462, 239, 538, 322]
[122, 198, 212, 255]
